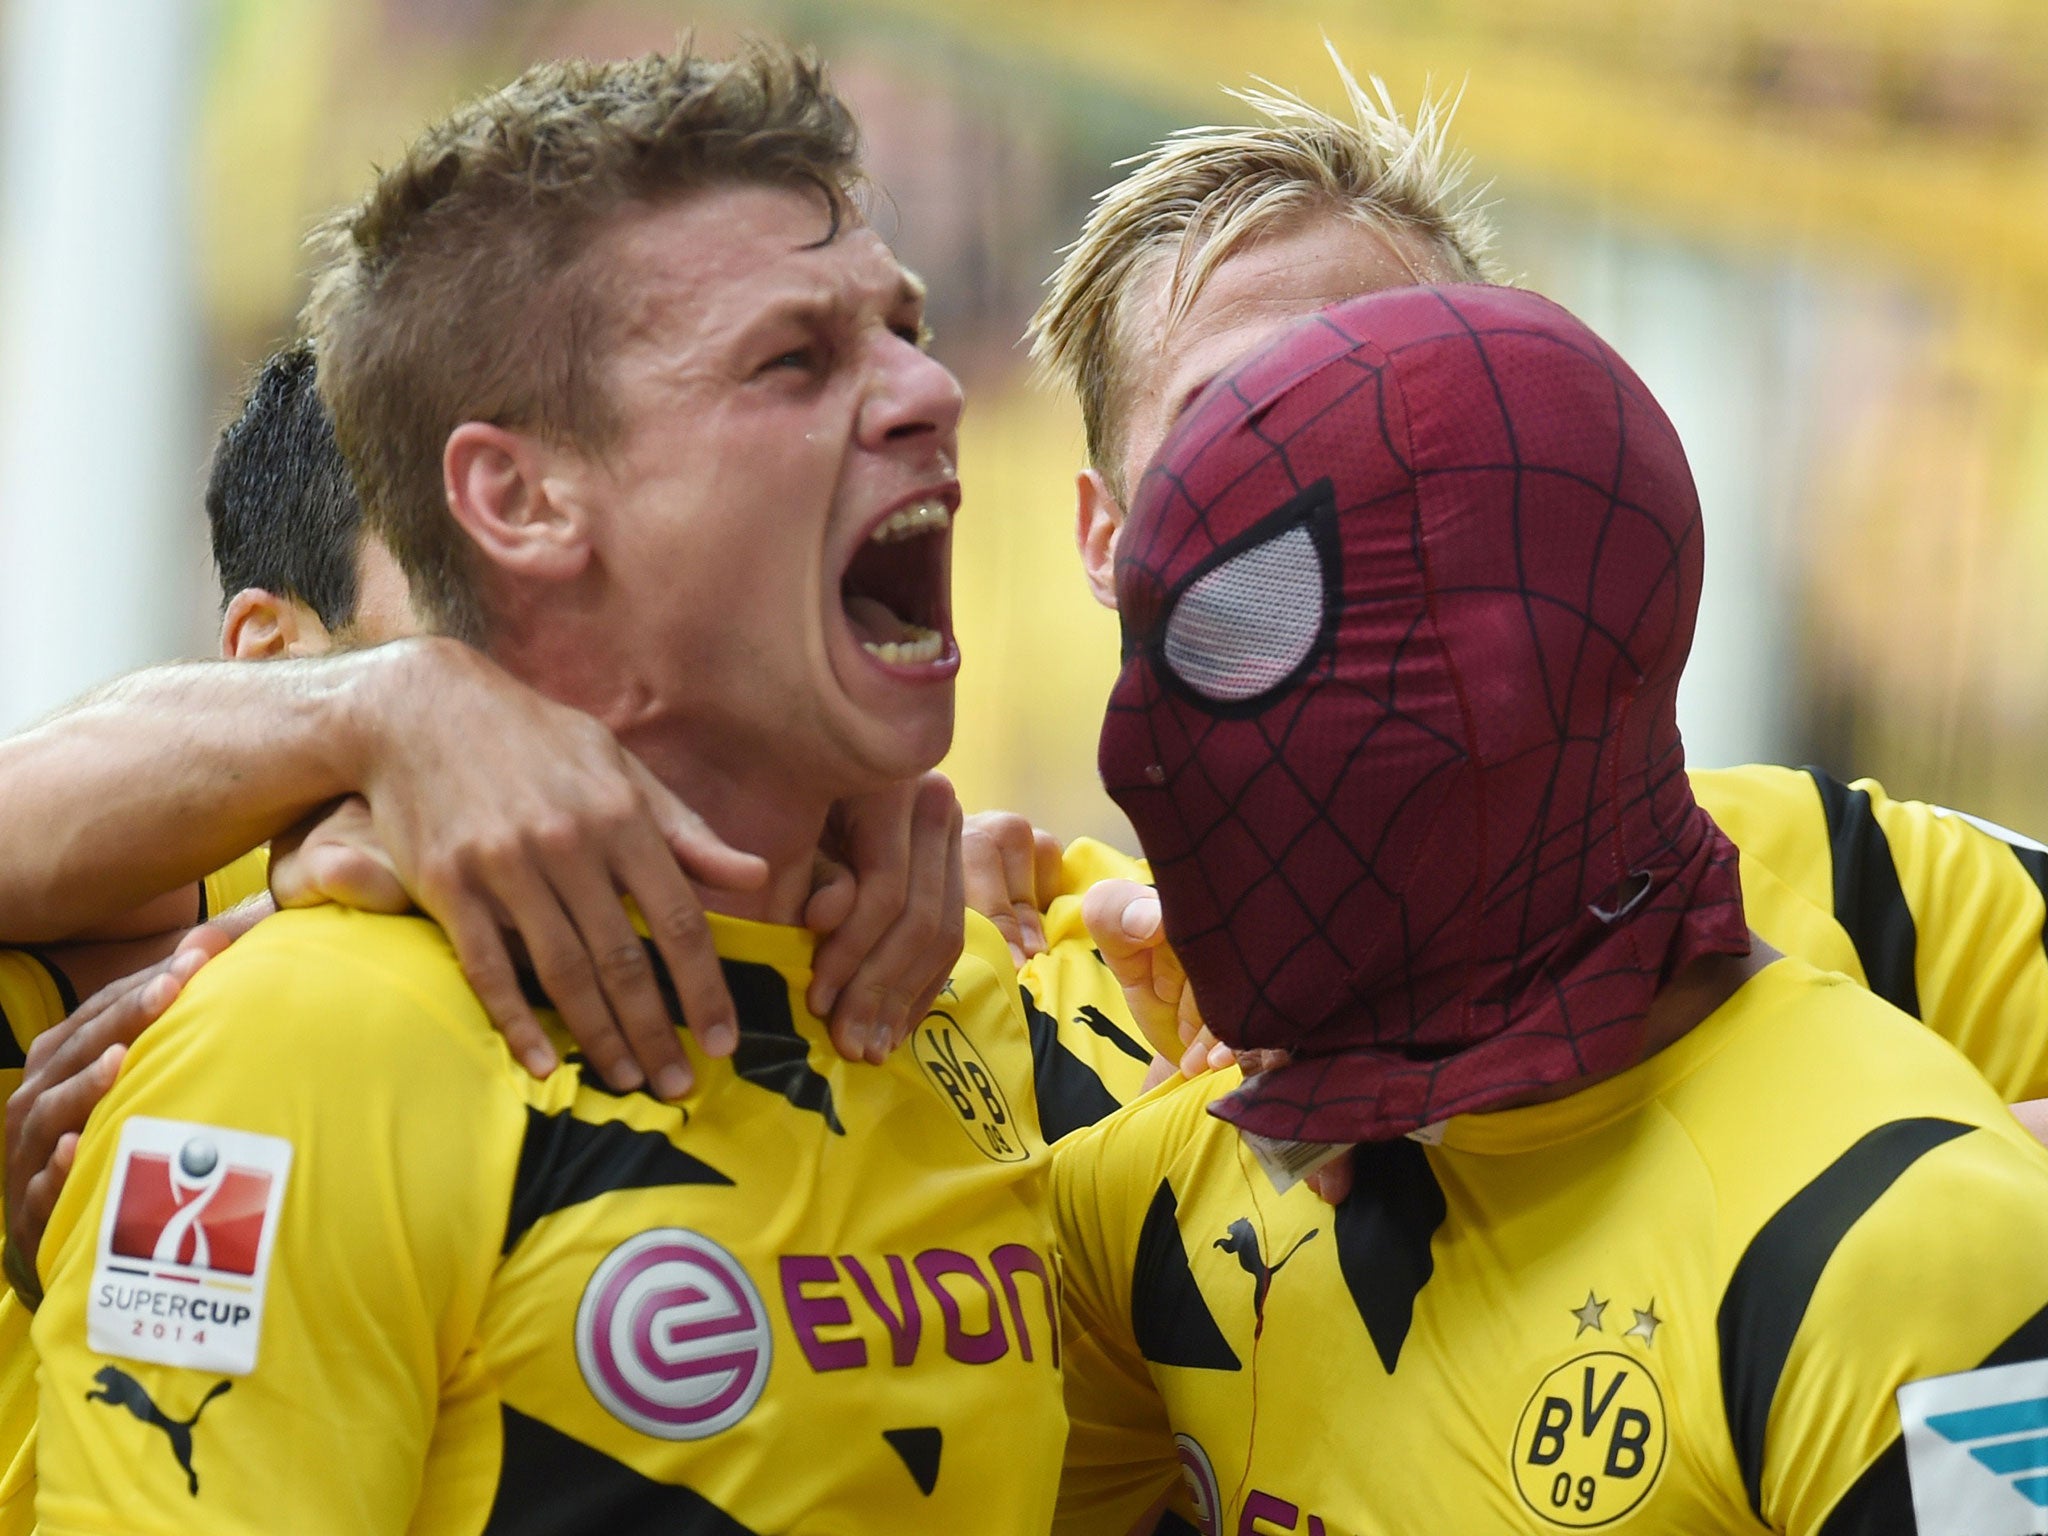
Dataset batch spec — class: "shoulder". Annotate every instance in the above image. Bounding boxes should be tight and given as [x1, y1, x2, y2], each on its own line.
[112, 905, 513, 1119]
[1688, 763, 1827, 864]
[1653, 958, 2016, 1225]
[1690, 956, 2000, 1107]
[1053, 1071, 1237, 1204]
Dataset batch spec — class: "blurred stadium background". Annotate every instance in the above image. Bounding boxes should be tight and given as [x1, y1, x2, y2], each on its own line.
[3, 0, 2046, 847]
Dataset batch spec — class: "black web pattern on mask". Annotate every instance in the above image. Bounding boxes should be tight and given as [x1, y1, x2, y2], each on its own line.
[1112, 288, 1740, 1132]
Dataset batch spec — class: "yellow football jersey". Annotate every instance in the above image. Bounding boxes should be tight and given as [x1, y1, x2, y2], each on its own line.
[1019, 838, 1160, 1137]
[1695, 765, 2048, 1103]
[197, 848, 269, 923]
[0, 947, 70, 1071]
[1054, 956, 2048, 1535]
[35, 903, 1067, 1534]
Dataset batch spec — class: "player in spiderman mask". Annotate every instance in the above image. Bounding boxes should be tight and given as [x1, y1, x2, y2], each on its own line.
[1050, 284, 2048, 1535]
[1098, 280, 1750, 1145]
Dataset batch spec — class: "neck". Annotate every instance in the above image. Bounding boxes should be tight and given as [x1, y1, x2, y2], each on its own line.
[487, 613, 827, 929]
[1486, 933, 1780, 1115]
[616, 722, 829, 926]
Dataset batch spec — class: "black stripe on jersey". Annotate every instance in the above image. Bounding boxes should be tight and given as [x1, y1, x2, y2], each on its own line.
[1998, 841, 2048, 955]
[0, 1001, 21, 1070]
[1334, 1138, 1447, 1374]
[484, 1404, 759, 1534]
[520, 949, 843, 1132]
[1719, 1116, 1973, 1519]
[1132, 1179, 1242, 1372]
[1157, 1515, 1200, 1536]
[45, 951, 77, 1015]
[503, 1107, 733, 1255]
[1814, 1297, 2048, 1535]
[1020, 984, 1122, 1142]
[1074, 1002, 1152, 1065]
[1806, 768, 1921, 1017]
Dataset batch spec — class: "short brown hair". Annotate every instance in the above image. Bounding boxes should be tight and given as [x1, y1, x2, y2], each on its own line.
[1031, 49, 1501, 499]
[307, 41, 863, 641]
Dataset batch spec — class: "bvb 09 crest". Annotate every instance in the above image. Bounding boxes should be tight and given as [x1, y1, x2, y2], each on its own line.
[914, 1012, 1028, 1163]
[1511, 1352, 1667, 1527]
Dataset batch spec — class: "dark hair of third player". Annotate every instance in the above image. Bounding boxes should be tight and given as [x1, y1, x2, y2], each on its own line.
[204, 341, 362, 630]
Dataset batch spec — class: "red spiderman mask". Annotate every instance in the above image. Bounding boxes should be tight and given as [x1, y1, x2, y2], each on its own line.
[1101, 284, 1749, 1145]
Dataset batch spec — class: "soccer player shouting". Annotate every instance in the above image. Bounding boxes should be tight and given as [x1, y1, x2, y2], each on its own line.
[1051, 284, 2048, 1535]
[29, 44, 1086, 1533]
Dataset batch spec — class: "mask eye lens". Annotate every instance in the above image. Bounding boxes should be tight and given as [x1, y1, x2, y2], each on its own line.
[1161, 522, 1325, 704]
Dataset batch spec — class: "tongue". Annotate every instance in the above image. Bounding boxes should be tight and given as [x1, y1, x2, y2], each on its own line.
[845, 592, 920, 645]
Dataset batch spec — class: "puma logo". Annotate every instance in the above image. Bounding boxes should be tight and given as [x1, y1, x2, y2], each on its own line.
[85, 1365, 230, 1495]
[1215, 1218, 1319, 1327]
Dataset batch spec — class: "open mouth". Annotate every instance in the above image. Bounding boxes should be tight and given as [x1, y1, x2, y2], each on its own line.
[841, 496, 953, 668]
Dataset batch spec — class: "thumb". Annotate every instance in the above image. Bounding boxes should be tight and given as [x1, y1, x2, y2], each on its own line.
[1081, 879, 1163, 974]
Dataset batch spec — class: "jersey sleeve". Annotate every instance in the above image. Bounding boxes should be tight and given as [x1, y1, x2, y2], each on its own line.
[1696, 765, 2048, 1103]
[1843, 777, 2048, 1102]
[31, 911, 521, 1536]
[0, 946, 70, 1065]
[1019, 927, 1152, 1142]
[199, 848, 271, 922]
[1744, 1118, 2048, 1534]
[1051, 1102, 1183, 1534]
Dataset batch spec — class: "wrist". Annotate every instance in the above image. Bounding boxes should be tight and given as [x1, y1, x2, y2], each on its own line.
[326, 636, 471, 793]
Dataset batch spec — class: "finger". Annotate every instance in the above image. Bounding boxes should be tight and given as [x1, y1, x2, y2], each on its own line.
[1081, 880, 1183, 1061]
[808, 783, 918, 1032]
[828, 778, 959, 1063]
[189, 893, 274, 948]
[546, 836, 697, 1098]
[431, 882, 566, 1085]
[962, 821, 1028, 966]
[1305, 1150, 1356, 1206]
[631, 758, 767, 892]
[306, 842, 411, 913]
[25, 959, 191, 1092]
[19, 1131, 80, 1264]
[1081, 880, 1164, 973]
[610, 819, 744, 1093]
[803, 858, 857, 935]
[885, 802, 967, 1057]
[483, 852, 653, 1097]
[19, 1045, 126, 1166]
[1022, 828, 1066, 958]
[1140, 1053, 1179, 1093]
[988, 818, 1040, 966]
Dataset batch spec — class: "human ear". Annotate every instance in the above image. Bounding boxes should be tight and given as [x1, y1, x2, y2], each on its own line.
[443, 422, 591, 584]
[1076, 468, 1126, 612]
[220, 588, 324, 660]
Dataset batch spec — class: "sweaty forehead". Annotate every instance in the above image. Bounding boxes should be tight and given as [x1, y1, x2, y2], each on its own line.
[604, 189, 915, 339]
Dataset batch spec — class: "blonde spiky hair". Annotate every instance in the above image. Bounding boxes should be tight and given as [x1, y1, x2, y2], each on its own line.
[1031, 44, 1502, 495]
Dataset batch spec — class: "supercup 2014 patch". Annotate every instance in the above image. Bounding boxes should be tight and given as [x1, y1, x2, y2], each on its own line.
[87, 1118, 292, 1376]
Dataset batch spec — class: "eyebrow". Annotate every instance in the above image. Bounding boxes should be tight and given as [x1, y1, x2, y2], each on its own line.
[1169, 371, 1221, 428]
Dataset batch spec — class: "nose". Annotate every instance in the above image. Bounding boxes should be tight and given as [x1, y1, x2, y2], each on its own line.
[857, 331, 964, 453]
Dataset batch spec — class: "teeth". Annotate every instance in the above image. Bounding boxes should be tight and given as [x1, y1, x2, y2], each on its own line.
[862, 625, 946, 666]
[870, 499, 951, 544]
